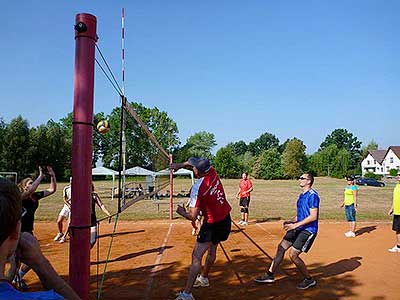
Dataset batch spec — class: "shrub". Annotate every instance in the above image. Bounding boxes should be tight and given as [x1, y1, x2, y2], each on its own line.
[364, 172, 382, 180]
[389, 168, 399, 177]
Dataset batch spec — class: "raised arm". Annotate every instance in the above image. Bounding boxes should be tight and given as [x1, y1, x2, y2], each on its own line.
[42, 166, 57, 197]
[20, 167, 45, 200]
[17, 232, 81, 300]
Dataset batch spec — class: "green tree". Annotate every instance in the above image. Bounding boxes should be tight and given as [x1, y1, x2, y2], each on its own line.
[253, 148, 282, 179]
[361, 140, 378, 158]
[29, 120, 71, 180]
[319, 128, 362, 171]
[101, 102, 179, 171]
[214, 146, 241, 178]
[229, 140, 248, 156]
[331, 148, 351, 178]
[185, 131, 216, 160]
[281, 138, 307, 179]
[2, 116, 31, 176]
[248, 132, 279, 156]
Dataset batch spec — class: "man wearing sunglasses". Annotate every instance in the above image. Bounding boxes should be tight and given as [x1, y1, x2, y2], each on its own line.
[255, 173, 320, 290]
[0, 178, 81, 299]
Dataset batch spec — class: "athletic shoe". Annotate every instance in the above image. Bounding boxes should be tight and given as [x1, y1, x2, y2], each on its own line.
[193, 275, 210, 288]
[344, 231, 355, 238]
[297, 278, 316, 290]
[13, 275, 28, 290]
[54, 232, 64, 241]
[175, 291, 195, 300]
[254, 273, 275, 283]
[388, 245, 400, 253]
[241, 221, 248, 226]
[59, 236, 66, 244]
[238, 220, 244, 225]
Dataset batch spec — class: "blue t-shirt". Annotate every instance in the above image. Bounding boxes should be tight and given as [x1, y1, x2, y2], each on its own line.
[296, 189, 320, 234]
[0, 281, 63, 300]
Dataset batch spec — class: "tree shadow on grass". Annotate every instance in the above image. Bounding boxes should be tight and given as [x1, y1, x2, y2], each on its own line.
[355, 225, 377, 236]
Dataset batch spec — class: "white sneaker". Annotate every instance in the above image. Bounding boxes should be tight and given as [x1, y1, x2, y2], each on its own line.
[238, 220, 244, 225]
[193, 275, 210, 288]
[344, 231, 355, 238]
[54, 232, 64, 241]
[175, 291, 195, 300]
[59, 236, 66, 243]
[241, 221, 248, 226]
[388, 245, 400, 253]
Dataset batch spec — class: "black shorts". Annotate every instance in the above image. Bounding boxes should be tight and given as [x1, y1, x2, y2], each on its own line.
[283, 229, 316, 253]
[239, 197, 250, 207]
[197, 214, 231, 245]
[393, 215, 400, 232]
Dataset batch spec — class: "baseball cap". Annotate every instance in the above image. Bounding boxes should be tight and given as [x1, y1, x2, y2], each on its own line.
[346, 175, 355, 181]
[187, 157, 211, 173]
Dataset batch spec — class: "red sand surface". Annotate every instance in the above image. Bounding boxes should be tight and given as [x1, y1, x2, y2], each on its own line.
[25, 220, 399, 300]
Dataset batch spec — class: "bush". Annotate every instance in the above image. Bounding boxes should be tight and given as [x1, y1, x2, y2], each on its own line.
[389, 168, 399, 177]
[364, 172, 382, 180]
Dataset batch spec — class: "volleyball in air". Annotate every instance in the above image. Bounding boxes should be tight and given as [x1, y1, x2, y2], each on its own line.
[96, 120, 110, 134]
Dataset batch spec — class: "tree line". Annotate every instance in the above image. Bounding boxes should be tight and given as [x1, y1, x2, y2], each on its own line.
[0, 102, 377, 181]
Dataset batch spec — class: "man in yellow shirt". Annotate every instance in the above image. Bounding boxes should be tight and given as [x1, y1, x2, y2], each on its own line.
[388, 173, 400, 253]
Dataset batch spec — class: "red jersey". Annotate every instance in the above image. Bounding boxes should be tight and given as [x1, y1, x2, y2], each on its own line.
[239, 179, 253, 198]
[189, 167, 231, 223]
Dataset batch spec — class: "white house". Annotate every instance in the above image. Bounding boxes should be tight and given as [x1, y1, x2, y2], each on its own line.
[361, 146, 400, 176]
[361, 149, 386, 175]
[382, 146, 400, 175]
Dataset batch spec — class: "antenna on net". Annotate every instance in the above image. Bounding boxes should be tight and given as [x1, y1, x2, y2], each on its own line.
[119, 7, 127, 210]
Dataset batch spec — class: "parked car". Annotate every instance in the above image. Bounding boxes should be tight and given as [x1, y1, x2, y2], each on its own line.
[355, 177, 385, 187]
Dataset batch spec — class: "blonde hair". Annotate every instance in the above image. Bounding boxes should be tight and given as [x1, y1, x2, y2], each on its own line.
[18, 177, 33, 192]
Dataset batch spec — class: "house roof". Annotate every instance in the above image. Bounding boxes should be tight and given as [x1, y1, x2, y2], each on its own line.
[386, 146, 400, 159]
[368, 150, 386, 164]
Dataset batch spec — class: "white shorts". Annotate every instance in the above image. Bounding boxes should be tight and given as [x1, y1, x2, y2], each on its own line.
[59, 205, 71, 218]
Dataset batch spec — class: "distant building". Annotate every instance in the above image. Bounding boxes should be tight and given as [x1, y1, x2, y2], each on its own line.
[361, 146, 400, 176]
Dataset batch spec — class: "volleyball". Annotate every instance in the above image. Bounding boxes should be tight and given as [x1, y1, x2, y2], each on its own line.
[96, 120, 110, 134]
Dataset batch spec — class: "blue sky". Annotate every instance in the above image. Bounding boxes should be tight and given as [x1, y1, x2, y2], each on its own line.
[2, 1, 398, 154]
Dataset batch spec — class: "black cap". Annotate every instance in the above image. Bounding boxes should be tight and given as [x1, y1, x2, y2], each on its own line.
[346, 175, 355, 181]
[187, 157, 211, 173]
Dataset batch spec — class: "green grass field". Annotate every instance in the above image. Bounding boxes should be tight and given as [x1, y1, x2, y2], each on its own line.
[33, 177, 396, 223]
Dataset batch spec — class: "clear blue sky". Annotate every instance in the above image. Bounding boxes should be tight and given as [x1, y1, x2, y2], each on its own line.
[2, 1, 398, 154]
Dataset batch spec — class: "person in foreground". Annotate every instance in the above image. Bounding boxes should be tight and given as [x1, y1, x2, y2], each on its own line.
[171, 157, 232, 300]
[0, 178, 81, 300]
[255, 173, 320, 290]
[388, 173, 400, 253]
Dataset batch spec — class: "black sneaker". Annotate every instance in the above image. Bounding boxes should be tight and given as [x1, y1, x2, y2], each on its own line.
[297, 278, 316, 290]
[254, 273, 275, 283]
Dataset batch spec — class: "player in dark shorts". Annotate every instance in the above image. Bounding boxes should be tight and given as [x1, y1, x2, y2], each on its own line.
[255, 173, 320, 290]
[172, 157, 231, 300]
[236, 172, 253, 226]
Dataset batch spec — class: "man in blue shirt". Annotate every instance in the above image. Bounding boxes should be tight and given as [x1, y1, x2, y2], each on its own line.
[255, 173, 320, 290]
[0, 178, 80, 300]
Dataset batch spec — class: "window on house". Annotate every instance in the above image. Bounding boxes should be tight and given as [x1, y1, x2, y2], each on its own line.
[367, 160, 370, 165]
[374, 160, 376, 164]
[390, 157, 394, 163]
[387, 166, 390, 170]
[381, 167, 383, 172]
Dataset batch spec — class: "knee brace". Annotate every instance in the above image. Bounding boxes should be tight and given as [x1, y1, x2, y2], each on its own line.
[240, 207, 245, 213]
[244, 207, 249, 214]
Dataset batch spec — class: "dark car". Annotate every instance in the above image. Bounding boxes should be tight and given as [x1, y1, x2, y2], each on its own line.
[355, 177, 385, 187]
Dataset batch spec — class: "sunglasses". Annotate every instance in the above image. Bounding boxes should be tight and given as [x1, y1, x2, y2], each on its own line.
[21, 207, 27, 218]
[298, 176, 308, 180]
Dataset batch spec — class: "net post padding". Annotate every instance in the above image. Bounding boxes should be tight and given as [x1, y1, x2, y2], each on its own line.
[70, 13, 97, 300]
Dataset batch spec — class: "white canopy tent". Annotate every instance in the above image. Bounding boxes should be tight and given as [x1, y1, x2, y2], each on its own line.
[156, 168, 195, 185]
[92, 166, 119, 200]
[125, 166, 156, 193]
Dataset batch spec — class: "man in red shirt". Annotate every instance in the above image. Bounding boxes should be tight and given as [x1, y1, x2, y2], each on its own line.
[236, 172, 253, 225]
[172, 157, 231, 300]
